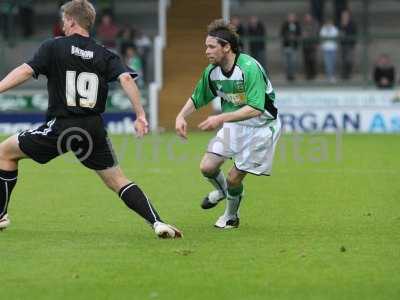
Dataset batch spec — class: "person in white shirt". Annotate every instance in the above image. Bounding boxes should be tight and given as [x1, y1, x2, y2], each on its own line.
[320, 19, 339, 82]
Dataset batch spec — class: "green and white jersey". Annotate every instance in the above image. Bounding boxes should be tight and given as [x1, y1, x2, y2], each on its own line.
[191, 53, 278, 127]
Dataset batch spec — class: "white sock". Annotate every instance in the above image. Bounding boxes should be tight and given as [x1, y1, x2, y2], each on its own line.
[205, 170, 227, 203]
[208, 190, 224, 204]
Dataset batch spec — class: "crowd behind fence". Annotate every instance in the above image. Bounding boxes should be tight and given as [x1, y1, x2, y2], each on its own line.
[0, 0, 399, 88]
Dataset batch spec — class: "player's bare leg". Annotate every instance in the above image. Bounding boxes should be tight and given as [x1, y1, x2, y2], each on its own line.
[96, 165, 130, 193]
[96, 166, 182, 238]
[0, 135, 27, 170]
[0, 135, 27, 230]
[214, 166, 247, 229]
[199, 153, 227, 209]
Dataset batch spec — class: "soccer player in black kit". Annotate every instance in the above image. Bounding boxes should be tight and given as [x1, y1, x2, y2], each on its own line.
[0, 0, 182, 238]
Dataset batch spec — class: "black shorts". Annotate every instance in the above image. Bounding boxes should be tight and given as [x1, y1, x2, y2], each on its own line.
[18, 115, 118, 170]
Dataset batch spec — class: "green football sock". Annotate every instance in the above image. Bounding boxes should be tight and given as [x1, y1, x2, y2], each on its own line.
[224, 184, 243, 218]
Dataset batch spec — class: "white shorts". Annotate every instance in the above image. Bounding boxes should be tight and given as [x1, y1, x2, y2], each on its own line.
[207, 118, 281, 176]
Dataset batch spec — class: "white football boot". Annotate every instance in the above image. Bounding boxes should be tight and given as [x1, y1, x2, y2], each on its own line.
[154, 222, 183, 239]
[214, 214, 240, 229]
[0, 214, 10, 231]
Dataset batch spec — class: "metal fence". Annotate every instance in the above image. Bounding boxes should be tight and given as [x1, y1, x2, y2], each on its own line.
[229, 0, 400, 87]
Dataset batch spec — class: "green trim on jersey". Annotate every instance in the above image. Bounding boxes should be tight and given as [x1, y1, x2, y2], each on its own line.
[191, 64, 217, 110]
[191, 53, 275, 114]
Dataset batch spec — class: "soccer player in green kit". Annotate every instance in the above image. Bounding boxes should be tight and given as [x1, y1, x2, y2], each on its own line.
[175, 19, 281, 229]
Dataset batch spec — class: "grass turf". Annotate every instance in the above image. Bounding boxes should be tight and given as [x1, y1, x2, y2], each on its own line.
[1, 133, 399, 300]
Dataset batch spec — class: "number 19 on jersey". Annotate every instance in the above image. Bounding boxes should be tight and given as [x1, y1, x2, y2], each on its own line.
[66, 71, 99, 108]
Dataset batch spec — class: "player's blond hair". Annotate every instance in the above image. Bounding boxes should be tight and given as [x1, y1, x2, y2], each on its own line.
[61, 0, 96, 32]
[207, 19, 240, 53]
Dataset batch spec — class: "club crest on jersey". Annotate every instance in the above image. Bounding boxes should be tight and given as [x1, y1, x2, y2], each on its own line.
[71, 46, 94, 60]
[234, 81, 244, 92]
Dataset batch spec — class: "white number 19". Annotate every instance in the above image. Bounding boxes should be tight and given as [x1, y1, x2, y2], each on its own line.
[66, 71, 99, 108]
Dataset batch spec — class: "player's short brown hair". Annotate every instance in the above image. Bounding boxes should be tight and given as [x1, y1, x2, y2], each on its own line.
[207, 19, 240, 53]
[61, 0, 96, 32]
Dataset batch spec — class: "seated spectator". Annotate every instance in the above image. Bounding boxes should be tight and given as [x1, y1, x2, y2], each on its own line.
[123, 45, 144, 88]
[373, 54, 396, 89]
[118, 26, 136, 57]
[53, 1, 67, 37]
[53, 19, 65, 37]
[134, 29, 151, 84]
[96, 12, 119, 50]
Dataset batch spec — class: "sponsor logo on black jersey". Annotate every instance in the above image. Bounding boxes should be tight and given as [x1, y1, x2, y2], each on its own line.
[71, 46, 94, 60]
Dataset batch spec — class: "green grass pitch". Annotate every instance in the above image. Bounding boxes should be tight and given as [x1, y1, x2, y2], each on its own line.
[1, 133, 399, 299]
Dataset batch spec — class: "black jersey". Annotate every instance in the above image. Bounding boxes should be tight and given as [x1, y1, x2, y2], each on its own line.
[27, 34, 136, 119]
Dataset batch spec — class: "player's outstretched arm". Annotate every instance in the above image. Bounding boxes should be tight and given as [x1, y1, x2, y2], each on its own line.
[198, 105, 262, 131]
[0, 63, 33, 93]
[118, 73, 149, 138]
[175, 98, 196, 139]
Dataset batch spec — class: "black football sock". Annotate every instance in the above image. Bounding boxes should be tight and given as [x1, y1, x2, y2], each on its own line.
[0, 169, 18, 218]
[118, 182, 163, 225]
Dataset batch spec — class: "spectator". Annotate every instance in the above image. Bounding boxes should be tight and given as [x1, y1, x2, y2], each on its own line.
[123, 45, 144, 88]
[95, 0, 114, 16]
[280, 13, 302, 81]
[334, 0, 348, 27]
[373, 54, 396, 89]
[57, 0, 69, 5]
[53, 19, 65, 37]
[230, 15, 246, 51]
[310, 0, 325, 26]
[0, 0, 17, 41]
[96, 12, 119, 50]
[53, 1, 68, 37]
[118, 26, 136, 57]
[18, 0, 34, 37]
[302, 13, 319, 80]
[247, 16, 267, 69]
[339, 9, 357, 79]
[134, 29, 151, 84]
[320, 19, 339, 82]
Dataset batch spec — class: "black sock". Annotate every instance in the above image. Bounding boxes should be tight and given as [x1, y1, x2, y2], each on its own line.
[0, 169, 18, 218]
[118, 182, 163, 225]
